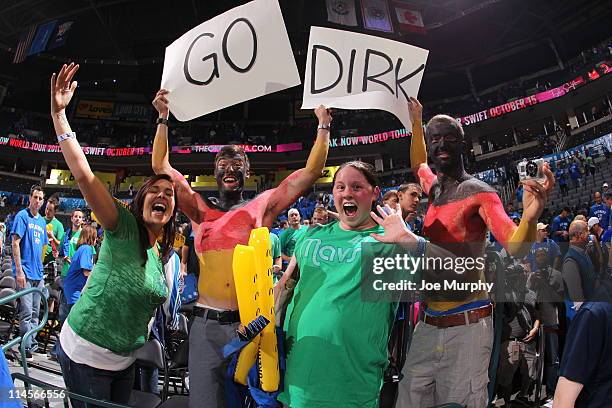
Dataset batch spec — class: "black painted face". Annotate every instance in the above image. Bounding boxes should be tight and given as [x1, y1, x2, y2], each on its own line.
[427, 121, 464, 173]
[214, 154, 248, 193]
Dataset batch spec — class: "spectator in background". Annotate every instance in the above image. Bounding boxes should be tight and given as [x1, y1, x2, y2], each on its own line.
[551, 207, 572, 255]
[382, 190, 399, 208]
[589, 191, 609, 228]
[0, 221, 5, 257]
[584, 152, 596, 180]
[562, 220, 596, 321]
[506, 202, 521, 220]
[62, 225, 97, 315]
[269, 231, 282, 282]
[280, 208, 308, 266]
[528, 248, 564, 400]
[606, 191, 612, 230]
[554, 302, 612, 408]
[11, 185, 48, 359]
[311, 207, 329, 227]
[43, 195, 64, 266]
[603, 182, 609, 195]
[556, 165, 569, 197]
[587, 217, 608, 275]
[397, 183, 422, 230]
[569, 161, 581, 191]
[60, 209, 85, 279]
[523, 222, 562, 272]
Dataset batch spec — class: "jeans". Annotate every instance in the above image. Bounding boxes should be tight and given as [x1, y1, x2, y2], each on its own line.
[57, 341, 135, 408]
[18, 279, 44, 350]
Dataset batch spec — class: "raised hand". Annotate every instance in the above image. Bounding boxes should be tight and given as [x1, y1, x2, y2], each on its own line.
[407, 97, 423, 124]
[521, 162, 555, 223]
[315, 105, 332, 126]
[370, 203, 417, 244]
[51, 63, 79, 114]
[152, 89, 170, 118]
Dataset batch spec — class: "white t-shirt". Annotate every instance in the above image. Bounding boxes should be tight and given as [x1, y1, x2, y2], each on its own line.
[60, 321, 135, 371]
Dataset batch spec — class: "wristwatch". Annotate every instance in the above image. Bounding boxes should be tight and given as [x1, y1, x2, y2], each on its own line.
[317, 123, 331, 131]
[156, 117, 169, 126]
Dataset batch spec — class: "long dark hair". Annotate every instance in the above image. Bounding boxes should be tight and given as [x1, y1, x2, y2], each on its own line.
[129, 174, 178, 264]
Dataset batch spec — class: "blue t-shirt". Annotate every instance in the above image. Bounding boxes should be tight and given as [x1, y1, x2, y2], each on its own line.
[601, 228, 612, 244]
[589, 204, 609, 228]
[63, 244, 94, 305]
[569, 163, 580, 180]
[10, 208, 48, 280]
[551, 215, 571, 243]
[524, 239, 561, 271]
[555, 169, 567, 185]
[560, 302, 612, 408]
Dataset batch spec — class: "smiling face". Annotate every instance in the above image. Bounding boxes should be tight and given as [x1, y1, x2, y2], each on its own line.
[142, 178, 176, 228]
[333, 165, 380, 230]
[214, 151, 249, 194]
[426, 115, 465, 173]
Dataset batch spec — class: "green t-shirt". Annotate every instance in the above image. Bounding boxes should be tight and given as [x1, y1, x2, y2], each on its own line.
[270, 232, 281, 260]
[61, 229, 81, 277]
[278, 222, 398, 408]
[67, 202, 168, 353]
[43, 217, 64, 264]
[280, 225, 308, 257]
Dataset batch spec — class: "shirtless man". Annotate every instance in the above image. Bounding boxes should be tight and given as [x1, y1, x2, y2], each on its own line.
[397, 98, 553, 408]
[151, 89, 331, 408]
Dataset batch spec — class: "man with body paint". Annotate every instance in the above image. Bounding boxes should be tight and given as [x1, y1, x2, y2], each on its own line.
[151, 89, 331, 408]
[397, 98, 554, 408]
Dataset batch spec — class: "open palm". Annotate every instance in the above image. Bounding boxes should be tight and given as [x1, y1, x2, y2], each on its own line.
[370, 203, 416, 244]
[51, 63, 79, 113]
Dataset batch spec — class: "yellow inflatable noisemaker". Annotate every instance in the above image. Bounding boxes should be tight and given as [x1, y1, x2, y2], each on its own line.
[232, 227, 279, 392]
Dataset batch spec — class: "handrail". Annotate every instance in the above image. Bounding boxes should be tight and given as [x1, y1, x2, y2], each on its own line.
[0, 286, 49, 377]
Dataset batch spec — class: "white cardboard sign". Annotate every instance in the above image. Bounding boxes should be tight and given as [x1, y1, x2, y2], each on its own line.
[302, 27, 429, 129]
[161, 0, 301, 121]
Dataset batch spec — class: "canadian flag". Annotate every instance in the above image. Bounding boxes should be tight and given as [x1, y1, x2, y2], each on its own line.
[394, 3, 426, 34]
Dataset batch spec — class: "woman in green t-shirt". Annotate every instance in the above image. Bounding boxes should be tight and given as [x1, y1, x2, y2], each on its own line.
[50, 63, 178, 405]
[278, 161, 425, 408]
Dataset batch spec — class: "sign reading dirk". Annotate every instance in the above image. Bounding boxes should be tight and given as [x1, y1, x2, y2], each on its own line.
[302, 27, 428, 129]
[161, 0, 300, 121]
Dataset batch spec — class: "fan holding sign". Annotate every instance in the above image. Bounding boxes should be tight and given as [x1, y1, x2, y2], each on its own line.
[152, 1, 332, 406]
[302, 26, 429, 130]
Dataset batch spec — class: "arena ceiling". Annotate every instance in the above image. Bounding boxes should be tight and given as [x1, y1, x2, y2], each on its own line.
[0, 0, 610, 113]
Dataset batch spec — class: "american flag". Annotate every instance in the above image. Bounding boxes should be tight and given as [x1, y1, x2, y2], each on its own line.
[13, 25, 37, 63]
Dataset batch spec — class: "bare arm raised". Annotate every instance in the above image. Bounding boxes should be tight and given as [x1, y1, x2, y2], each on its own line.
[51, 63, 118, 231]
[151, 90, 207, 223]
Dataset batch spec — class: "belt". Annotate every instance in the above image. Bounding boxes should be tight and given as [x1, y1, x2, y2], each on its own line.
[423, 304, 493, 328]
[193, 306, 240, 325]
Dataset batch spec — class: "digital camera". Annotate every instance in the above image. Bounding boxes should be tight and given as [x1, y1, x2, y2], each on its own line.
[517, 158, 546, 183]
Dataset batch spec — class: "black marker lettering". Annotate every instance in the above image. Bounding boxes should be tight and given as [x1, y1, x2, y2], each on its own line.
[222, 18, 257, 73]
[362, 49, 394, 94]
[395, 60, 425, 100]
[311, 45, 343, 94]
[347, 49, 356, 93]
[184, 33, 219, 86]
